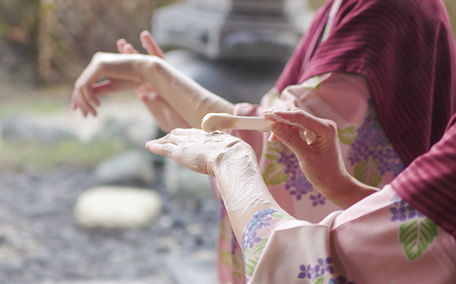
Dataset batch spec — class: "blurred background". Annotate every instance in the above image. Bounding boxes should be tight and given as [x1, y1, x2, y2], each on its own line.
[0, 0, 455, 283]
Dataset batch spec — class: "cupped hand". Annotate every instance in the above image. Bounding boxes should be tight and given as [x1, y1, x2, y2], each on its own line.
[264, 108, 350, 196]
[71, 52, 153, 117]
[145, 128, 253, 176]
[117, 31, 189, 132]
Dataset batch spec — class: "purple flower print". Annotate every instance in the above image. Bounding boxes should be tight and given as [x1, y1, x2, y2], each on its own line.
[316, 257, 334, 275]
[231, 231, 239, 255]
[297, 257, 334, 280]
[242, 208, 276, 251]
[278, 152, 300, 174]
[347, 100, 404, 178]
[277, 151, 320, 203]
[390, 194, 424, 222]
[243, 230, 261, 251]
[330, 276, 357, 284]
[298, 264, 313, 279]
[310, 194, 326, 207]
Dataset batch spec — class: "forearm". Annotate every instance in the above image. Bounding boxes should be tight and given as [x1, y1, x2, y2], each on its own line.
[316, 174, 380, 209]
[140, 59, 235, 128]
[213, 143, 280, 242]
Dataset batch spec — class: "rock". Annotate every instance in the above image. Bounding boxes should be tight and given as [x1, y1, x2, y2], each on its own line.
[163, 253, 217, 284]
[163, 159, 214, 200]
[74, 186, 162, 229]
[0, 116, 77, 145]
[95, 149, 156, 186]
[165, 49, 285, 104]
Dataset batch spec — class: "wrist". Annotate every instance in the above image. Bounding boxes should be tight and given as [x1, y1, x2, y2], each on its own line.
[315, 171, 378, 209]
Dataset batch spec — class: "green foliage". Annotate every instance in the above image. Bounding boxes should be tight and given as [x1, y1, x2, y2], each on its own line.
[0, 139, 131, 170]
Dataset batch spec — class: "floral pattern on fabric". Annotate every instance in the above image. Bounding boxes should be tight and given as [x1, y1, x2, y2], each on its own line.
[390, 194, 438, 262]
[262, 141, 325, 204]
[340, 100, 404, 187]
[241, 208, 292, 281]
[297, 257, 356, 284]
[217, 201, 245, 282]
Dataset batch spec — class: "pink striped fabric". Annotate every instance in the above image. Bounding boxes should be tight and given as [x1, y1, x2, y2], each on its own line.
[276, 0, 456, 166]
[391, 114, 456, 239]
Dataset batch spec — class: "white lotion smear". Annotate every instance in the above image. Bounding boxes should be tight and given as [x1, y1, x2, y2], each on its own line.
[216, 149, 273, 217]
[201, 113, 274, 132]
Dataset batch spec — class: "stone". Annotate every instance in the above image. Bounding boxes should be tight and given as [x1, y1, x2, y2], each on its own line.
[165, 49, 285, 104]
[153, 0, 314, 60]
[164, 253, 217, 284]
[74, 186, 162, 229]
[163, 159, 214, 200]
[95, 149, 156, 186]
[0, 116, 77, 145]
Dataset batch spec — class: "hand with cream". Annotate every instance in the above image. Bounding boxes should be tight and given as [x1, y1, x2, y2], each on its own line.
[145, 128, 279, 241]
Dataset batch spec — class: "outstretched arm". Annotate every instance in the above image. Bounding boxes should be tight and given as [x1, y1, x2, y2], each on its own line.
[72, 45, 234, 129]
[145, 129, 280, 241]
[116, 31, 190, 132]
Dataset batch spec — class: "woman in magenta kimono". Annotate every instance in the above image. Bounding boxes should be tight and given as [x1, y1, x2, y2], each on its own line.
[71, 0, 456, 282]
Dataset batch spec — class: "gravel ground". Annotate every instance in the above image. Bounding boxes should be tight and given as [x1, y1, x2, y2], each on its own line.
[0, 166, 218, 283]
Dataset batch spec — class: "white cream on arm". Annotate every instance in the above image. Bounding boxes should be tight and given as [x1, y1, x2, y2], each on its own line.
[212, 141, 280, 242]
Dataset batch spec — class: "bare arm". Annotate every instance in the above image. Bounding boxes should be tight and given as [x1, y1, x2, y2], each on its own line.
[72, 52, 234, 129]
[145, 129, 280, 241]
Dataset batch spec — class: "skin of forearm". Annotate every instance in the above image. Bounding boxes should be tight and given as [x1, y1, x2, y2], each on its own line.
[140, 58, 235, 129]
[213, 143, 280, 242]
[315, 174, 380, 209]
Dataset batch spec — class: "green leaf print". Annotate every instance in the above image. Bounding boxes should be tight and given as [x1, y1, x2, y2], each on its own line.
[245, 257, 259, 277]
[245, 238, 268, 277]
[249, 238, 268, 257]
[353, 158, 382, 187]
[262, 163, 289, 186]
[399, 218, 438, 261]
[338, 126, 357, 145]
[220, 251, 232, 267]
[314, 277, 324, 284]
[264, 153, 279, 161]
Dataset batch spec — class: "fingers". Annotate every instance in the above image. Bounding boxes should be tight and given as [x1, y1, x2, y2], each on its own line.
[270, 123, 310, 156]
[140, 30, 164, 58]
[117, 38, 139, 54]
[72, 79, 98, 117]
[264, 109, 336, 144]
[145, 135, 178, 157]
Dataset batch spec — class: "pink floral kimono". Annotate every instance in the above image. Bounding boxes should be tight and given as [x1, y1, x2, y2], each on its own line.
[241, 115, 456, 283]
[213, 0, 456, 283]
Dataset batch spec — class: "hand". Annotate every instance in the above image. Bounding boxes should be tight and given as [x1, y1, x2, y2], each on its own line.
[117, 31, 189, 132]
[71, 52, 154, 117]
[146, 128, 278, 241]
[264, 109, 376, 208]
[145, 128, 250, 176]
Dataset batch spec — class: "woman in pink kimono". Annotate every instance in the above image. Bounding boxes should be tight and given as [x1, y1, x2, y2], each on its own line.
[71, 0, 456, 282]
[145, 109, 456, 284]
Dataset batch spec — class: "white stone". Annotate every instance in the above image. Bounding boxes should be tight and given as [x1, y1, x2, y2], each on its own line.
[74, 186, 162, 229]
[163, 159, 214, 200]
[95, 149, 156, 186]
